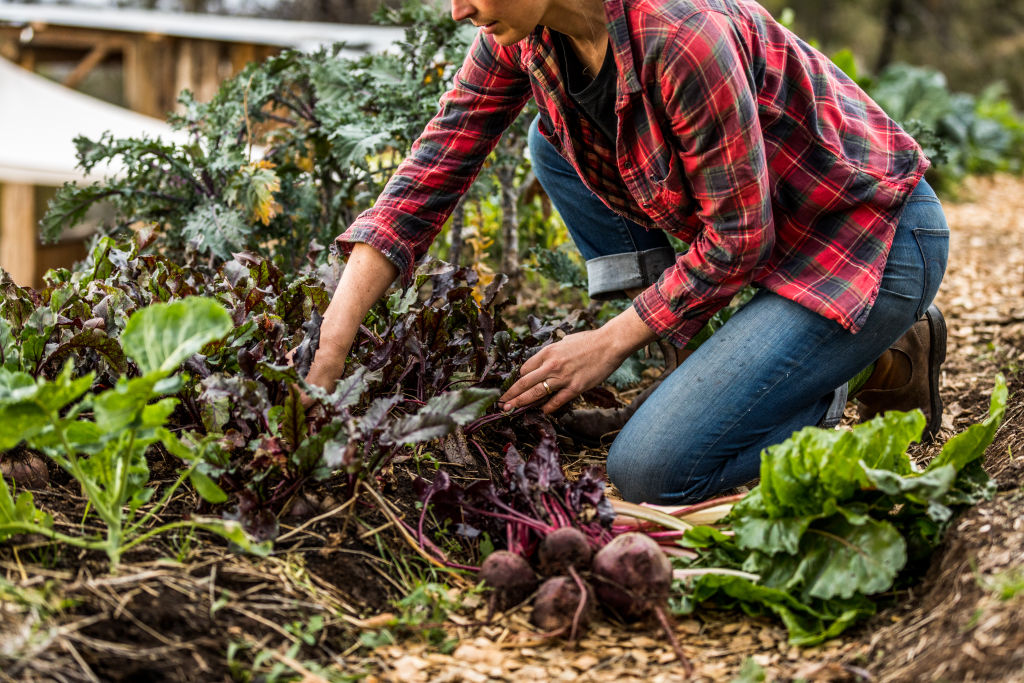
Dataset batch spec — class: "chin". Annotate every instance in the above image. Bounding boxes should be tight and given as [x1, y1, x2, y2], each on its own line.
[491, 28, 530, 46]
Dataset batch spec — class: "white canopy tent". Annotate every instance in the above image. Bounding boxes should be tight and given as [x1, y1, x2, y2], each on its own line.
[0, 56, 186, 284]
[0, 56, 183, 186]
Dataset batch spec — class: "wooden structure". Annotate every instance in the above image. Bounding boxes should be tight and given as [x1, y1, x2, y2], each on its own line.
[0, 5, 401, 286]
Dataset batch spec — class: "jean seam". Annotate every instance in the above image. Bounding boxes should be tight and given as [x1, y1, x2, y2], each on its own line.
[911, 227, 947, 319]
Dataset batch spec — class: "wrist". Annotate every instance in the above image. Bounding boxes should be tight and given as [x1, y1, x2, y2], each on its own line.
[601, 305, 660, 361]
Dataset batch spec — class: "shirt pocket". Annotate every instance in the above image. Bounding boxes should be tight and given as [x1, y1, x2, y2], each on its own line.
[639, 147, 694, 225]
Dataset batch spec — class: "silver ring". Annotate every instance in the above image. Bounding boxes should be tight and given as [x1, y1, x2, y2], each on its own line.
[542, 380, 552, 395]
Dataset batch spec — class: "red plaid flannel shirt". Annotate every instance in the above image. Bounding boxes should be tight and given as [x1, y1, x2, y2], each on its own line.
[339, 0, 929, 347]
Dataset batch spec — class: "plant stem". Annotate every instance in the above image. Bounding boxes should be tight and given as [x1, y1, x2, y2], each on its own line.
[0, 523, 107, 551]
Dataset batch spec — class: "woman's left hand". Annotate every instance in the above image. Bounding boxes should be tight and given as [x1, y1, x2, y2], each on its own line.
[499, 307, 660, 414]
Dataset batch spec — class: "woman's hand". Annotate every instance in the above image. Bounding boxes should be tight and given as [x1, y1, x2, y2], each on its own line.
[499, 306, 660, 414]
[293, 243, 399, 402]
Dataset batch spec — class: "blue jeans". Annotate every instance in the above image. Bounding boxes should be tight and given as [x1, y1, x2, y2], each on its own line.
[528, 116, 950, 504]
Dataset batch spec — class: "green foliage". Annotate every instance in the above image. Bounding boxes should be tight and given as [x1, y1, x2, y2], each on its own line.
[0, 298, 268, 569]
[359, 581, 459, 653]
[41, 1, 479, 271]
[525, 245, 588, 290]
[121, 296, 233, 374]
[676, 375, 1008, 645]
[828, 50, 1024, 185]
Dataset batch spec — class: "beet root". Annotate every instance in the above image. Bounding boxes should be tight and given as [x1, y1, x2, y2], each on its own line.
[592, 531, 672, 620]
[592, 533, 692, 675]
[530, 571, 594, 640]
[479, 550, 538, 610]
[538, 526, 592, 577]
[0, 452, 49, 489]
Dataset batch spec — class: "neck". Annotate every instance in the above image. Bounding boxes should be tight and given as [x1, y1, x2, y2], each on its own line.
[542, 0, 608, 48]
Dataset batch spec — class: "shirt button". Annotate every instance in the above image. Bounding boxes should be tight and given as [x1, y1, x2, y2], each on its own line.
[622, 160, 633, 169]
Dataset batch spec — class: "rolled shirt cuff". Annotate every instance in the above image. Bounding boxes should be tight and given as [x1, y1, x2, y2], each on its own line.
[585, 246, 677, 301]
[632, 282, 717, 349]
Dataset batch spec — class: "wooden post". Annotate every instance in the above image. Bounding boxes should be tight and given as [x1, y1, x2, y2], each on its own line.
[0, 183, 38, 287]
[174, 38, 196, 112]
[124, 35, 165, 117]
[196, 40, 222, 103]
[230, 42, 257, 76]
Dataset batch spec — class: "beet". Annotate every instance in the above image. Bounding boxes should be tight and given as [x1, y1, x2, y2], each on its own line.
[1, 452, 49, 489]
[530, 572, 593, 639]
[479, 550, 538, 610]
[592, 532, 671, 619]
[538, 526, 592, 576]
[592, 532, 692, 674]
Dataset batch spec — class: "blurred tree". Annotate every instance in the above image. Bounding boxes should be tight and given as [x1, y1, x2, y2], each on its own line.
[760, 0, 1024, 106]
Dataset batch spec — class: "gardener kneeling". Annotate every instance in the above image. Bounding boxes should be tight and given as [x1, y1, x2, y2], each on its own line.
[304, 0, 950, 505]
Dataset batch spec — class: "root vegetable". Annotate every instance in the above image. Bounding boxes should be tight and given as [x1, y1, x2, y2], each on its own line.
[530, 570, 593, 640]
[538, 526, 592, 576]
[1, 453, 49, 489]
[479, 550, 538, 611]
[592, 532, 692, 676]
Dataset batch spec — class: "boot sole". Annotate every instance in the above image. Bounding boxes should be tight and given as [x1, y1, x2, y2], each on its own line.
[923, 304, 946, 442]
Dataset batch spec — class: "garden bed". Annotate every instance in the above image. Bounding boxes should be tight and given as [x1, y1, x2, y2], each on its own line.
[2, 174, 1023, 683]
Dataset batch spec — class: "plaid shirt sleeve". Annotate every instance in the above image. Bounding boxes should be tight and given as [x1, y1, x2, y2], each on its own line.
[632, 12, 776, 347]
[336, 35, 532, 285]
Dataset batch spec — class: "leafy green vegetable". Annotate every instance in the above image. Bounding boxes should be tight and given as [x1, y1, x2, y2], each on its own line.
[121, 297, 233, 375]
[676, 375, 1008, 645]
[0, 298, 264, 569]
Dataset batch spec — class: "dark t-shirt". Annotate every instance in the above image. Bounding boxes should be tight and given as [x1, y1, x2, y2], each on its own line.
[553, 32, 618, 144]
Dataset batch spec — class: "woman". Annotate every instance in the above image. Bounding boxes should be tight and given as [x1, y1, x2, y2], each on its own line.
[305, 0, 950, 505]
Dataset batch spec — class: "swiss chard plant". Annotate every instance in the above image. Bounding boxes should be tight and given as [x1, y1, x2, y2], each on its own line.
[674, 376, 1008, 645]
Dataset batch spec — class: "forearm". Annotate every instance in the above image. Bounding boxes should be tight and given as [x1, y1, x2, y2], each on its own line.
[306, 243, 398, 390]
[601, 304, 661, 360]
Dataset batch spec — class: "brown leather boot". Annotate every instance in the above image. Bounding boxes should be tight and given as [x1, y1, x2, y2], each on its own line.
[855, 305, 947, 442]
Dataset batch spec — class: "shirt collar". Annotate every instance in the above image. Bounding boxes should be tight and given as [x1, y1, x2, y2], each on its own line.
[602, 0, 642, 95]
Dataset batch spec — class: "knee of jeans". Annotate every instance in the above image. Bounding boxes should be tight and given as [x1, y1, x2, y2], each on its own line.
[608, 432, 731, 505]
[607, 435, 684, 504]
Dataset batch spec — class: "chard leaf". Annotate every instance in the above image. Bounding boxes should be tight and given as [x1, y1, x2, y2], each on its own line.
[678, 574, 874, 646]
[733, 502, 816, 556]
[189, 470, 229, 504]
[190, 518, 272, 557]
[90, 375, 172, 434]
[0, 475, 53, 541]
[862, 463, 957, 506]
[741, 410, 923, 521]
[382, 388, 497, 446]
[78, 434, 153, 506]
[0, 365, 93, 450]
[121, 297, 233, 375]
[749, 516, 906, 601]
[927, 374, 1007, 473]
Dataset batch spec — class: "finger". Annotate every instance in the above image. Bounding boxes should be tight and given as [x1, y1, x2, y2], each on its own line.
[500, 373, 559, 411]
[518, 343, 552, 377]
[499, 365, 553, 406]
[541, 387, 578, 414]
